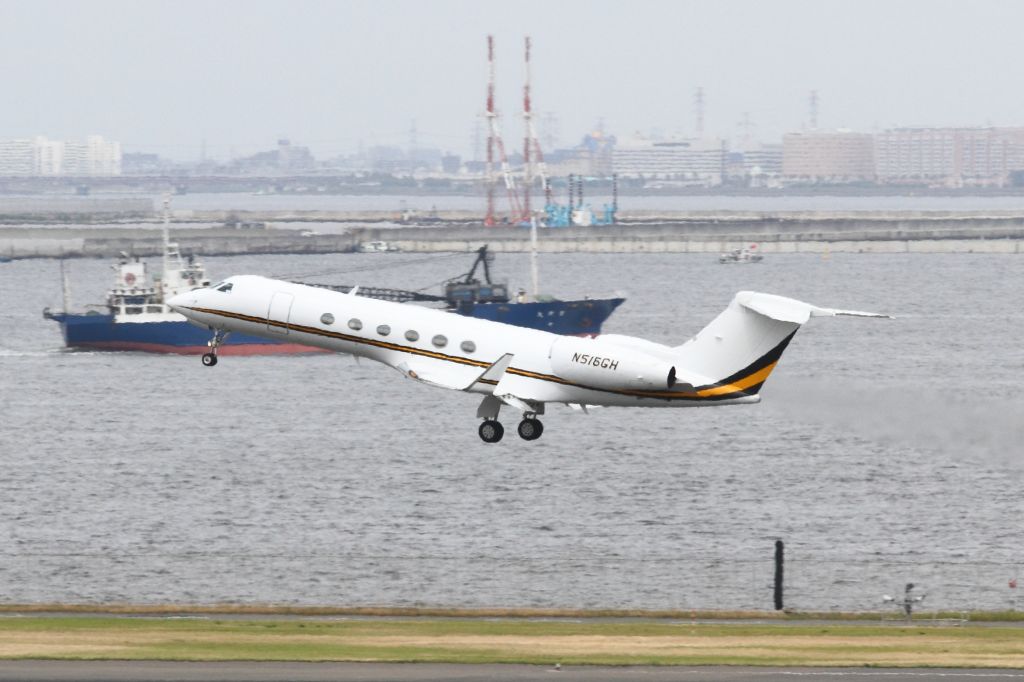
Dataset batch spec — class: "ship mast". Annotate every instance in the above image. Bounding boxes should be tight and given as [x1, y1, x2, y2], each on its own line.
[530, 216, 540, 299]
[59, 259, 71, 312]
[161, 194, 170, 301]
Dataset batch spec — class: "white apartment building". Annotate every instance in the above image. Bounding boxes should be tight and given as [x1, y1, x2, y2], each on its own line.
[875, 127, 1024, 185]
[0, 135, 121, 176]
[612, 136, 725, 183]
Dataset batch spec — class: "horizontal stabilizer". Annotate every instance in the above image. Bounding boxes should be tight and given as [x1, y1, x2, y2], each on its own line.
[735, 291, 891, 324]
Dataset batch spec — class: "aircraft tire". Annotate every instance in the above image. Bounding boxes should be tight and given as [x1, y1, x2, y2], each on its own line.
[201, 353, 218, 367]
[517, 418, 543, 441]
[478, 420, 504, 443]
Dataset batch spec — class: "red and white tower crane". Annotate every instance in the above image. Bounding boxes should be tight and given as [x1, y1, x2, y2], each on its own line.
[522, 36, 551, 218]
[483, 35, 522, 226]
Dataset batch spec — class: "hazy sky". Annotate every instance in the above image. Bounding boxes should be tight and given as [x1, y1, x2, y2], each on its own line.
[2, 0, 1023, 160]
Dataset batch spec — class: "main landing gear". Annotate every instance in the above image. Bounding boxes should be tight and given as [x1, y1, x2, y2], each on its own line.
[516, 416, 544, 441]
[477, 417, 544, 443]
[201, 329, 229, 367]
[478, 420, 504, 443]
[475, 396, 546, 444]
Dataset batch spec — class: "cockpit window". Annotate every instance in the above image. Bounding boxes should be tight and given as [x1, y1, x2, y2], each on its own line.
[216, 283, 234, 293]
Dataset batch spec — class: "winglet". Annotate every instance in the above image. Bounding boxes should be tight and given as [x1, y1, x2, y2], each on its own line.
[472, 353, 514, 387]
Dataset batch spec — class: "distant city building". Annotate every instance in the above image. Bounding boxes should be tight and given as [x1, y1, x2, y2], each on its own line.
[0, 135, 120, 176]
[440, 153, 461, 174]
[366, 145, 407, 174]
[782, 130, 874, 181]
[739, 143, 783, 176]
[121, 152, 167, 175]
[63, 135, 122, 176]
[233, 139, 315, 174]
[0, 138, 35, 175]
[612, 135, 724, 183]
[875, 127, 1024, 186]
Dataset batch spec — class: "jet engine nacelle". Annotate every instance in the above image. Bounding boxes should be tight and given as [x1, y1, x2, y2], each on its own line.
[549, 336, 677, 391]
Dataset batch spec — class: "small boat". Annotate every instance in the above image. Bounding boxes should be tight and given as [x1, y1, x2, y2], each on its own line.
[357, 240, 400, 253]
[719, 245, 764, 264]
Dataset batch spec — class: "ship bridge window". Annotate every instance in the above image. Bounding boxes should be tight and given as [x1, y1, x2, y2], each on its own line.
[216, 283, 233, 293]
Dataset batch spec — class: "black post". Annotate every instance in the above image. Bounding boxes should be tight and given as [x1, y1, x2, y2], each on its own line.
[773, 540, 784, 611]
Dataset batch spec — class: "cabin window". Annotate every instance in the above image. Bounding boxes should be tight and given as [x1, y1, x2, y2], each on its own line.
[320, 313, 335, 325]
[377, 324, 391, 336]
[217, 283, 233, 293]
[461, 340, 476, 353]
[432, 334, 448, 348]
[348, 318, 363, 331]
[405, 330, 419, 342]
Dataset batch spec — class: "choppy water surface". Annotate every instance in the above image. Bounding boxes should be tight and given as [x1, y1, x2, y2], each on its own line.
[1, 251, 1022, 612]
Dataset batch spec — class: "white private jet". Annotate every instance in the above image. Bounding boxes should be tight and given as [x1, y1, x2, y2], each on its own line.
[167, 275, 888, 443]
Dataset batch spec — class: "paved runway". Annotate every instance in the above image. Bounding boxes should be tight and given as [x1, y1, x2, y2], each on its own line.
[2, 662, 1024, 682]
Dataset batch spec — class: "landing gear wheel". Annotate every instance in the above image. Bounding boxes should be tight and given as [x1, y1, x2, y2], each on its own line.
[478, 420, 504, 443]
[201, 353, 218, 367]
[517, 418, 544, 441]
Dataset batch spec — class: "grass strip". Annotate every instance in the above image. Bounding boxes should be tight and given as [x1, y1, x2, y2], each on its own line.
[1, 616, 1023, 667]
[2, 603, 1022, 621]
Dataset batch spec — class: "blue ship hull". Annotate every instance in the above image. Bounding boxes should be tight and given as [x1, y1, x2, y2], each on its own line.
[454, 298, 624, 336]
[45, 298, 625, 354]
[44, 311, 311, 355]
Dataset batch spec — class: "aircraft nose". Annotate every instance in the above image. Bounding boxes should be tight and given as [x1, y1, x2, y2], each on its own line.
[166, 291, 196, 314]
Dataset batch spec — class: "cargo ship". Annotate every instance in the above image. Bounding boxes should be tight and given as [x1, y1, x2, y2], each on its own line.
[43, 229, 317, 355]
[43, 234, 623, 355]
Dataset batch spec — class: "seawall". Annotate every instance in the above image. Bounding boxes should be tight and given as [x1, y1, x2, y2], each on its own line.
[2, 213, 1023, 259]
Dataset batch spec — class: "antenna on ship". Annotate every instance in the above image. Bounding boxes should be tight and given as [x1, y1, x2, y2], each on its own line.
[59, 258, 72, 313]
[530, 215, 540, 300]
[161, 193, 171, 302]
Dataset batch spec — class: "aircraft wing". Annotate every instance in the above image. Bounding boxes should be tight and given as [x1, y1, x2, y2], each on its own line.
[397, 353, 516, 392]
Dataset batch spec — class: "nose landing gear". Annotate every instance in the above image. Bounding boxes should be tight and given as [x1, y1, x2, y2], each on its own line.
[201, 329, 229, 367]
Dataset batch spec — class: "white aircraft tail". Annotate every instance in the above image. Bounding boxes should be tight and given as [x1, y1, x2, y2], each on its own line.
[673, 291, 888, 397]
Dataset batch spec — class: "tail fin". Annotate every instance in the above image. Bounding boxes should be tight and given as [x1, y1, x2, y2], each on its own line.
[673, 291, 888, 396]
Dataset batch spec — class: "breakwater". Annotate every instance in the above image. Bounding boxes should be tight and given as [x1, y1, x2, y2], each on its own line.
[2, 211, 1023, 259]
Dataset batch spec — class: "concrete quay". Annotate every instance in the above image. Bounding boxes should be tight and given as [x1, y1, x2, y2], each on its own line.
[1, 215, 1023, 259]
